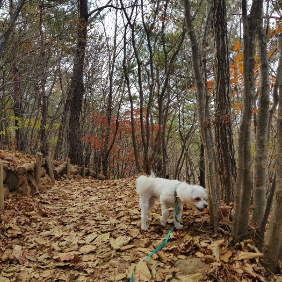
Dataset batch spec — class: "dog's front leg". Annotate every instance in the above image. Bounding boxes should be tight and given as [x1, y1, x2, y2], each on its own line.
[160, 198, 169, 226]
[174, 202, 184, 229]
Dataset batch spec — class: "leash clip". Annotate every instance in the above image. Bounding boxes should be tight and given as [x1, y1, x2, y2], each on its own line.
[174, 182, 180, 203]
[174, 191, 178, 203]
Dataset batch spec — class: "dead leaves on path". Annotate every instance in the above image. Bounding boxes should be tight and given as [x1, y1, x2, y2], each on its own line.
[0, 176, 280, 282]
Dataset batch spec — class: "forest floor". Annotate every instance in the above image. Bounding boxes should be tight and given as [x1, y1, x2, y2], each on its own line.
[0, 174, 282, 282]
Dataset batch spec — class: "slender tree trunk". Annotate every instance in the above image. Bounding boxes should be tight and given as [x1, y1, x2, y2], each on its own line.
[68, 0, 88, 165]
[259, 33, 282, 247]
[38, 0, 48, 157]
[122, 21, 140, 172]
[211, 0, 236, 202]
[263, 33, 282, 273]
[184, 0, 220, 231]
[102, 11, 118, 177]
[0, 0, 25, 60]
[199, 143, 205, 187]
[121, 0, 185, 175]
[232, 0, 262, 242]
[10, 0, 24, 151]
[251, 11, 270, 227]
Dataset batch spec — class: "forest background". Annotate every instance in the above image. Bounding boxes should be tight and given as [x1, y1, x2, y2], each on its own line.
[1, 0, 282, 274]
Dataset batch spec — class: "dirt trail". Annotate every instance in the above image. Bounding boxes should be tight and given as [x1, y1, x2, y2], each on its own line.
[0, 177, 280, 281]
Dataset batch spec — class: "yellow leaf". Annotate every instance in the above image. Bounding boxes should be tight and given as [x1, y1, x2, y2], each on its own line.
[134, 259, 151, 281]
[211, 241, 220, 261]
[237, 251, 263, 260]
[220, 250, 233, 262]
[233, 40, 241, 52]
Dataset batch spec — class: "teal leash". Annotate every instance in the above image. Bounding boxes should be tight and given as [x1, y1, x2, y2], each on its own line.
[130, 227, 174, 281]
[130, 184, 183, 281]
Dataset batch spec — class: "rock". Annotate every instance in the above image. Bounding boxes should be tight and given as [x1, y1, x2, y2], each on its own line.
[175, 258, 206, 275]
[4, 171, 19, 191]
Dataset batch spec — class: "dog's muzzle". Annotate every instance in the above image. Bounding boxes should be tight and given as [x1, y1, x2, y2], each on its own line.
[196, 203, 208, 211]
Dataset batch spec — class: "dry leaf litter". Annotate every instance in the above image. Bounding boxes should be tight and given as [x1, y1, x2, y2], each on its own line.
[0, 154, 282, 281]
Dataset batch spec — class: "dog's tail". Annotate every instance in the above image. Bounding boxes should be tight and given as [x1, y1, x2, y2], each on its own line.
[150, 170, 156, 178]
[136, 175, 152, 196]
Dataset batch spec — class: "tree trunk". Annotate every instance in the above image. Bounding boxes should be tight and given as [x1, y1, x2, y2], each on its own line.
[183, 0, 220, 231]
[102, 11, 119, 177]
[232, 0, 262, 242]
[68, 0, 88, 165]
[10, 0, 24, 151]
[251, 10, 270, 227]
[0, 0, 26, 60]
[121, 19, 141, 173]
[121, 0, 185, 175]
[38, 0, 48, 157]
[263, 33, 282, 273]
[199, 143, 205, 187]
[211, 0, 236, 203]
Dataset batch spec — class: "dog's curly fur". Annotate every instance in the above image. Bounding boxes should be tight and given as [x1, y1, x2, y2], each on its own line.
[136, 174, 208, 230]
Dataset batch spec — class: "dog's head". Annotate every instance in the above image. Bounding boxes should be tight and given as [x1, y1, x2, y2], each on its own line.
[189, 185, 208, 211]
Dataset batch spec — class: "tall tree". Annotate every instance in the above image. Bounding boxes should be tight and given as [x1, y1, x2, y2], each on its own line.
[263, 33, 282, 273]
[232, 0, 262, 242]
[101, 10, 121, 177]
[10, 0, 24, 151]
[38, 0, 49, 157]
[183, 0, 220, 231]
[68, 0, 88, 165]
[121, 0, 186, 175]
[251, 3, 270, 228]
[0, 0, 26, 60]
[211, 0, 236, 202]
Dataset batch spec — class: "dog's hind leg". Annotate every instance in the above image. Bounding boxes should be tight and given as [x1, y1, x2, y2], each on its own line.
[139, 196, 149, 230]
[160, 197, 169, 226]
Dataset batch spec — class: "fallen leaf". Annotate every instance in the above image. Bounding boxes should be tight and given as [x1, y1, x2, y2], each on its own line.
[110, 236, 131, 250]
[237, 251, 263, 260]
[211, 241, 220, 261]
[93, 233, 110, 244]
[134, 259, 151, 281]
[220, 250, 233, 262]
[79, 245, 97, 254]
[85, 232, 98, 244]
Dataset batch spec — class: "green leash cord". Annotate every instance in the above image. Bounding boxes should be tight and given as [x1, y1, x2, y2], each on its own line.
[130, 184, 183, 281]
[130, 227, 175, 281]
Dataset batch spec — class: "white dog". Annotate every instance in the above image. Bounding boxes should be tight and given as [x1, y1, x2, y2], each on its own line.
[136, 174, 208, 230]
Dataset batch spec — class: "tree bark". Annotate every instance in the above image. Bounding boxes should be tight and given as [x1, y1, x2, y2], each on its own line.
[121, 16, 141, 172]
[211, 0, 236, 202]
[68, 0, 88, 165]
[38, 0, 48, 157]
[10, 0, 24, 151]
[0, 0, 26, 60]
[183, 0, 220, 231]
[251, 10, 270, 227]
[16, 162, 35, 175]
[101, 11, 119, 178]
[263, 33, 282, 273]
[199, 143, 205, 188]
[232, 0, 262, 242]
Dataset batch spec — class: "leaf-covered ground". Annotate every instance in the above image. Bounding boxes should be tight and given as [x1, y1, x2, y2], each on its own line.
[0, 176, 282, 282]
